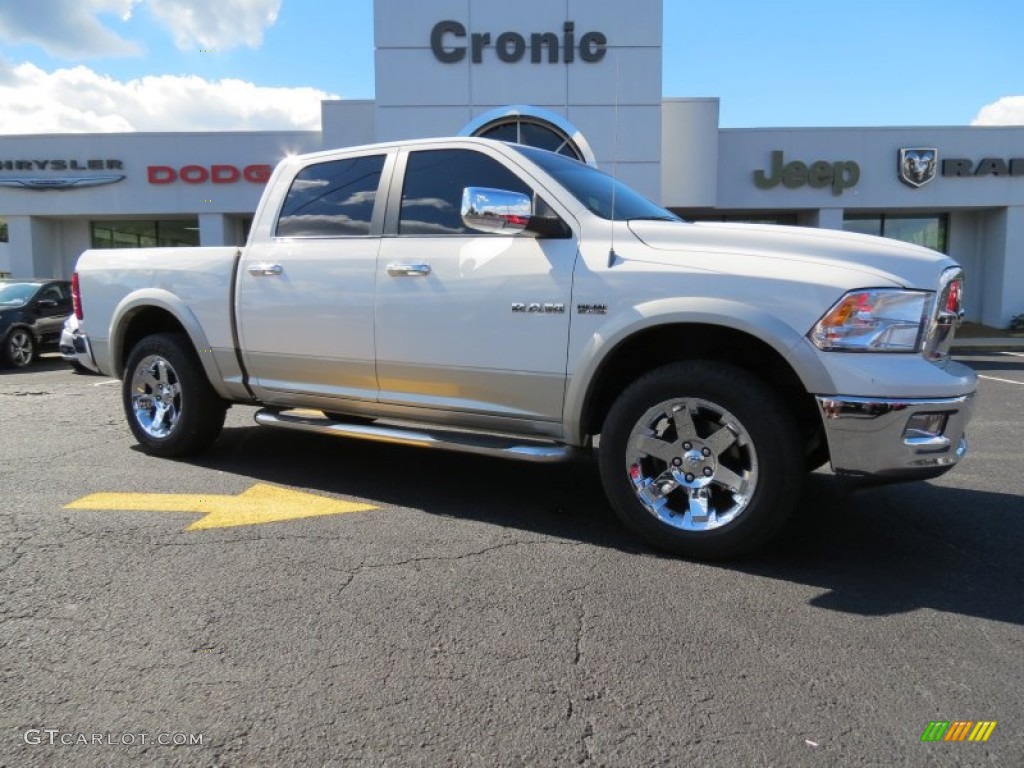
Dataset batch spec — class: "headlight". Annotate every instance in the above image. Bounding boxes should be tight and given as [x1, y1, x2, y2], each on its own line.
[810, 289, 932, 352]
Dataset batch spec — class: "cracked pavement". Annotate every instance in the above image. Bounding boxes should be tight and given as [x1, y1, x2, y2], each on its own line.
[1, 354, 1023, 766]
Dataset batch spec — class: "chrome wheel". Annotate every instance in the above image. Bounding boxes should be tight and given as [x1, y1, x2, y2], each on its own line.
[122, 333, 226, 457]
[625, 398, 759, 531]
[600, 361, 802, 559]
[130, 354, 183, 439]
[6, 329, 34, 367]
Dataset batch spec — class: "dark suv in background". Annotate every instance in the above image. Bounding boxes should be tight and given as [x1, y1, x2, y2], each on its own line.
[0, 279, 73, 368]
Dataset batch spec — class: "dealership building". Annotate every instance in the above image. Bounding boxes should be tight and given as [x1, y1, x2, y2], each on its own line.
[1, 0, 1022, 327]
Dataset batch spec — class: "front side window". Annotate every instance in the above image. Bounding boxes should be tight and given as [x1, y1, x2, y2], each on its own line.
[514, 145, 677, 223]
[399, 149, 532, 235]
[276, 154, 386, 237]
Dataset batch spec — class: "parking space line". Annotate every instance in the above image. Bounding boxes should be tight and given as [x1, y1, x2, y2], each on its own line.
[979, 374, 1024, 386]
[92, 379, 119, 387]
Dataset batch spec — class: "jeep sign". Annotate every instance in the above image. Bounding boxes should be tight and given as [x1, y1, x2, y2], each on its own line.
[753, 151, 860, 196]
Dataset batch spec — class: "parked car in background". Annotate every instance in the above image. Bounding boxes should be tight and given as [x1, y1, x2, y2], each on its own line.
[0, 278, 73, 368]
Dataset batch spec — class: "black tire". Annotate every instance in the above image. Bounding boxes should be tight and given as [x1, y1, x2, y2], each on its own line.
[3, 328, 35, 368]
[122, 333, 227, 457]
[598, 361, 803, 560]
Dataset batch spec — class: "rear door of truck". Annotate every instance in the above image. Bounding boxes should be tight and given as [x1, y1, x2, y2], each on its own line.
[236, 150, 394, 408]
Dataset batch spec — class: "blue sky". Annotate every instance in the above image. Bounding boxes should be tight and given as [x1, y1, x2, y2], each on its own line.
[0, 0, 1021, 133]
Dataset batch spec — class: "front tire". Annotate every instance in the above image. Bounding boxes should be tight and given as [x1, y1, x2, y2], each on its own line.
[598, 361, 803, 560]
[4, 328, 35, 368]
[122, 333, 227, 457]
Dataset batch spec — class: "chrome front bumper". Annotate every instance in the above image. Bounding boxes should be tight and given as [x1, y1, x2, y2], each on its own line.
[816, 393, 974, 479]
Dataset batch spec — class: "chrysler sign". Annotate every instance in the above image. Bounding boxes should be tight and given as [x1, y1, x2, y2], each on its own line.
[0, 158, 125, 190]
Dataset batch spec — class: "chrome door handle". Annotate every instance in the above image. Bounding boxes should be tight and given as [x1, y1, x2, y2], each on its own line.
[247, 263, 283, 276]
[386, 264, 431, 277]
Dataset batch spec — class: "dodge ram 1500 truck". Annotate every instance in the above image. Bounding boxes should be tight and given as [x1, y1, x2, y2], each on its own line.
[72, 137, 976, 559]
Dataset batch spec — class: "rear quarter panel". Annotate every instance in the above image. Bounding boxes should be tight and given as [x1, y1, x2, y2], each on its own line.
[75, 247, 240, 390]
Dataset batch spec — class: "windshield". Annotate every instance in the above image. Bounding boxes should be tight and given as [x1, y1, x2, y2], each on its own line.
[514, 145, 680, 222]
[0, 282, 41, 307]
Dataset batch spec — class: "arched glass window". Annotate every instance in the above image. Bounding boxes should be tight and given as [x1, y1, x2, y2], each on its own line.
[461, 106, 597, 167]
[475, 117, 582, 160]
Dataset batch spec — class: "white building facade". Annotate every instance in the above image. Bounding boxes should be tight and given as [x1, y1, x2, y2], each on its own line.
[1, 0, 1022, 327]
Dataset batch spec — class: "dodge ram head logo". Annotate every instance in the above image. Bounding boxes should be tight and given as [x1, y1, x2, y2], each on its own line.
[899, 148, 938, 188]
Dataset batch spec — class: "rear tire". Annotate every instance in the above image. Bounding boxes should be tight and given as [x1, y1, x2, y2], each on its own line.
[122, 333, 226, 457]
[598, 361, 803, 560]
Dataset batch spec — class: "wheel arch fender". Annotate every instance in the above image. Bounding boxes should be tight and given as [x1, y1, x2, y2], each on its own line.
[4, 322, 38, 342]
[110, 290, 230, 399]
[564, 297, 834, 444]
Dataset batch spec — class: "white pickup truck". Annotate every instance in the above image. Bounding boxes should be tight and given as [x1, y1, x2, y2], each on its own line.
[73, 137, 975, 558]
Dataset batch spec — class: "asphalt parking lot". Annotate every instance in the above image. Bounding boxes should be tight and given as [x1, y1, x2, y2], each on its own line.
[2, 352, 1022, 767]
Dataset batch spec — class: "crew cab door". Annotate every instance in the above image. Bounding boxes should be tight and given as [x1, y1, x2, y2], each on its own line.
[374, 146, 577, 426]
[236, 152, 391, 407]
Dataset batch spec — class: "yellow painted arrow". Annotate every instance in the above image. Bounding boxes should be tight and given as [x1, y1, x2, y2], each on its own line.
[65, 484, 377, 530]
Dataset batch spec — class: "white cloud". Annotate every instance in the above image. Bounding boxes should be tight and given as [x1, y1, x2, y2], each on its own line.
[972, 96, 1024, 126]
[0, 62, 336, 133]
[0, 0, 282, 57]
[147, 0, 282, 50]
[0, 0, 142, 57]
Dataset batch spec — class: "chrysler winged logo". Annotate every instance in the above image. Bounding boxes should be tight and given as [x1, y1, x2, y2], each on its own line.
[0, 174, 125, 190]
[899, 148, 938, 188]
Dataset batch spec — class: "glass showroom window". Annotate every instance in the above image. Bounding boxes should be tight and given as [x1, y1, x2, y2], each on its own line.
[844, 213, 948, 253]
[91, 219, 200, 248]
[679, 213, 799, 226]
[463, 106, 596, 166]
[475, 117, 585, 161]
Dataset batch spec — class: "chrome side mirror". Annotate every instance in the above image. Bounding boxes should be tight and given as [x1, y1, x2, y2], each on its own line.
[461, 187, 532, 235]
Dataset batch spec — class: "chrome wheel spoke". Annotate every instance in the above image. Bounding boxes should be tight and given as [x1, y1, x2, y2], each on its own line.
[152, 402, 169, 430]
[140, 371, 160, 391]
[637, 469, 678, 507]
[154, 360, 170, 385]
[685, 488, 712, 524]
[705, 425, 737, 456]
[634, 434, 680, 465]
[669, 402, 698, 441]
[713, 466, 747, 497]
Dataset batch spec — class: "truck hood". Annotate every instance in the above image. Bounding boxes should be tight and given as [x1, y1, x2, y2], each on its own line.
[627, 220, 956, 290]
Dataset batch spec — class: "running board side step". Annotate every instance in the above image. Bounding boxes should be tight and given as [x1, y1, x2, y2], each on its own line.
[254, 409, 576, 464]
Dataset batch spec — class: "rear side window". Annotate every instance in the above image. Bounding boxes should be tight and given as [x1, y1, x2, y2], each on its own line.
[399, 149, 532, 235]
[276, 155, 386, 237]
[41, 283, 70, 302]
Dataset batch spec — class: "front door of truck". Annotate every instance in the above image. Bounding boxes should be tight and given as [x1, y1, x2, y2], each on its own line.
[237, 153, 389, 408]
[373, 147, 577, 426]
